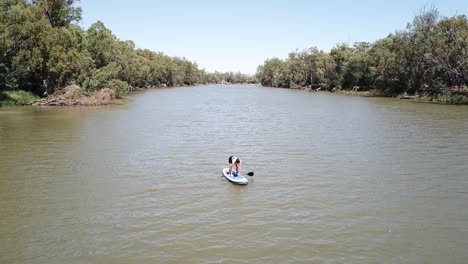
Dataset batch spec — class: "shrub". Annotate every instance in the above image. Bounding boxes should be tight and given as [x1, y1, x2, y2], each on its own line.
[0, 90, 40, 106]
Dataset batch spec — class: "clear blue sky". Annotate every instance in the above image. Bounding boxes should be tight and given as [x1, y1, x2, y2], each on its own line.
[80, 0, 468, 74]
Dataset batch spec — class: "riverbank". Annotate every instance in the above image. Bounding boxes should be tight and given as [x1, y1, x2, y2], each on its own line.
[0, 83, 253, 107]
[30, 85, 116, 106]
[0, 85, 119, 107]
[0, 90, 40, 107]
[303, 87, 468, 105]
[335, 90, 468, 105]
[3, 84, 468, 107]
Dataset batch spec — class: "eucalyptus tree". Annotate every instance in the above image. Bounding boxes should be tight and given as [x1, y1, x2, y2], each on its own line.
[431, 15, 468, 87]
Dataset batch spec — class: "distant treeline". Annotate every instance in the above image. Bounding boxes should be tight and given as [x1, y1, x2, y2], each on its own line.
[210, 71, 257, 84]
[0, 0, 254, 98]
[256, 8, 468, 97]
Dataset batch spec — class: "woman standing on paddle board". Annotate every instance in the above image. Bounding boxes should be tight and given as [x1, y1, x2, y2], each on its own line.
[228, 156, 241, 177]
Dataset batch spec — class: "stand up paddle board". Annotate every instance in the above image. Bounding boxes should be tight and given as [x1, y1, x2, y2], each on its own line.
[222, 168, 248, 185]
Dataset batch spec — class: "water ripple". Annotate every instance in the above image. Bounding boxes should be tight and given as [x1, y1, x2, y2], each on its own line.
[1, 85, 468, 263]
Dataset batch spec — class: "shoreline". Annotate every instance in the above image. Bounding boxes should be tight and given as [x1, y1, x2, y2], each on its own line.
[334, 90, 468, 105]
[2, 84, 468, 107]
[0, 82, 253, 107]
[294, 86, 468, 105]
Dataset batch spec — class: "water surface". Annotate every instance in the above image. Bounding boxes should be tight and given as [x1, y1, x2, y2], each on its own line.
[1, 85, 467, 263]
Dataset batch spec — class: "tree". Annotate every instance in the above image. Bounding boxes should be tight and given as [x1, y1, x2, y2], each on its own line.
[85, 21, 117, 69]
[330, 43, 353, 87]
[368, 34, 410, 95]
[431, 15, 468, 86]
[30, 0, 82, 27]
[257, 58, 288, 87]
[405, 7, 440, 93]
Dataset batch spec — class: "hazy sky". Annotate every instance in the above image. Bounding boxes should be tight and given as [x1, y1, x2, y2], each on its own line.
[80, 0, 468, 74]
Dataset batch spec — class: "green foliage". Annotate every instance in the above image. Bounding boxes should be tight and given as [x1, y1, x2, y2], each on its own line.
[368, 34, 410, 95]
[256, 58, 288, 87]
[430, 78, 448, 96]
[200, 69, 256, 84]
[85, 21, 117, 69]
[330, 43, 353, 85]
[82, 62, 122, 93]
[0, 0, 223, 105]
[256, 7, 468, 103]
[430, 15, 468, 87]
[2, 1, 467, 106]
[434, 93, 468, 104]
[0, 90, 40, 106]
[104, 79, 131, 98]
[0, 64, 30, 90]
[341, 45, 372, 89]
[31, 0, 82, 27]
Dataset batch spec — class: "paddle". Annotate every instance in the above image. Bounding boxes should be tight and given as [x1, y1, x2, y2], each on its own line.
[230, 171, 254, 176]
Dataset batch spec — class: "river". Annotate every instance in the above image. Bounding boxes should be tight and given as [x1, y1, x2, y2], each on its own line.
[1, 84, 467, 263]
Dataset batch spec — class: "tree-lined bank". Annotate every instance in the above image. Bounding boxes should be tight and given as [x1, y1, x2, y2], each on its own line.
[0, 0, 255, 106]
[1, 2, 468, 106]
[256, 8, 468, 104]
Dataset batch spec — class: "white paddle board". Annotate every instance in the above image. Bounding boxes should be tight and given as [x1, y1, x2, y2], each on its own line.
[222, 168, 248, 185]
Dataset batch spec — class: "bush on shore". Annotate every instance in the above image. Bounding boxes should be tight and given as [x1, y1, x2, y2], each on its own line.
[0, 90, 40, 106]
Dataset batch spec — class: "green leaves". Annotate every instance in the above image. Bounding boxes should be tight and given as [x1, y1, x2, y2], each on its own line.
[431, 15, 468, 86]
[31, 0, 82, 27]
[1, 1, 211, 98]
[257, 7, 468, 97]
[258, 48, 338, 89]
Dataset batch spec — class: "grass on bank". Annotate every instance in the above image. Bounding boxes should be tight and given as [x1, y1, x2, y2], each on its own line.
[0, 90, 40, 106]
[433, 93, 468, 105]
[335, 89, 468, 105]
[334, 89, 385, 97]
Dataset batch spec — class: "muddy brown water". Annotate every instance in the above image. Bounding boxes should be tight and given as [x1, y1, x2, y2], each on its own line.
[1, 85, 467, 263]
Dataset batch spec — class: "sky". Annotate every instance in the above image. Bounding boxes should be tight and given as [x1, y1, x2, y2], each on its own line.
[80, 0, 468, 74]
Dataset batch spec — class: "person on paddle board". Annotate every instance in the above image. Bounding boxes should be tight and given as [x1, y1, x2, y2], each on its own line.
[228, 156, 241, 177]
